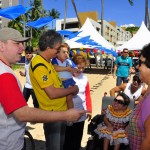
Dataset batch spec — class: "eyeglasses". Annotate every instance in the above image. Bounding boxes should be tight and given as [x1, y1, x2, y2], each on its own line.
[53, 47, 60, 51]
[123, 51, 128, 54]
[114, 98, 125, 105]
[25, 52, 32, 54]
[138, 59, 146, 67]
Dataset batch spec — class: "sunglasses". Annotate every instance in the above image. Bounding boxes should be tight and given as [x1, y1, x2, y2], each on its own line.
[123, 51, 128, 54]
[138, 59, 146, 67]
[25, 52, 32, 54]
[114, 98, 125, 105]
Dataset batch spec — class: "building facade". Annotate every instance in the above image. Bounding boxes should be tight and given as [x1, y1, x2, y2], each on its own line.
[0, 0, 19, 28]
[56, 17, 132, 47]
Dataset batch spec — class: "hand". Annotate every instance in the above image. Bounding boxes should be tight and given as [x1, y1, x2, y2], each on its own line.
[127, 76, 131, 81]
[70, 85, 79, 96]
[67, 67, 79, 75]
[67, 66, 74, 73]
[113, 74, 116, 79]
[86, 113, 92, 121]
[19, 71, 25, 76]
[65, 109, 87, 122]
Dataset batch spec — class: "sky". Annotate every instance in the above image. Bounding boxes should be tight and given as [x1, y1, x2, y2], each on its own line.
[22, 0, 147, 27]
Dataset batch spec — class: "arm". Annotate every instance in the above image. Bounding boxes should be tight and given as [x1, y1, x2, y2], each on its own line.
[129, 58, 133, 76]
[110, 83, 126, 97]
[44, 84, 79, 99]
[135, 87, 147, 104]
[113, 64, 117, 78]
[85, 81, 92, 121]
[140, 115, 150, 150]
[13, 106, 86, 123]
[53, 64, 74, 72]
[103, 115, 113, 132]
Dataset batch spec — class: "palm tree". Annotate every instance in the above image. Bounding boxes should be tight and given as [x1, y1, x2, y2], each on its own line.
[47, 8, 60, 29]
[63, 0, 68, 29]
[101, 0, 104, 36]
[71, 0, 81, 28]
[41, 0, 44, 17]
[128, 0, 133, 5]
[145, 0, 150, 29]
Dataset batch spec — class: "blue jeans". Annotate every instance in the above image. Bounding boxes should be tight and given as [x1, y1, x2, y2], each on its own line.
[43, 121, 66, 150]
[116, 76, 128, 86]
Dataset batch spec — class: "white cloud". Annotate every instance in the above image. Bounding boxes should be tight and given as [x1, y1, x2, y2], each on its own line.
[120, 24, 135, 27]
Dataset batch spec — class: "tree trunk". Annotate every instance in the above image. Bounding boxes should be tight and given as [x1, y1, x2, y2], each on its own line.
[71, 0, 82, 28]
[63, 0, 68, 30]
[101, 0, 104, 36]
[41, 0, 44, 17]
[145, 0, 150, 29]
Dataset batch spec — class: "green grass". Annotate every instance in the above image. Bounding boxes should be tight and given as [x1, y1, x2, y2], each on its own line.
[12, 64, 24, 70]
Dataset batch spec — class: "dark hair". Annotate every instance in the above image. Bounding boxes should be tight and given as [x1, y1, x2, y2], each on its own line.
[39, 30, 62, 51]
[116, 92, 130, 106]
[133, 75, 141, 84]
[141, 43, 150, 68]
[25, 46, 33, 53]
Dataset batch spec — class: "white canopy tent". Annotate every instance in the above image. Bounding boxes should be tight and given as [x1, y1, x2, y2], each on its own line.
[65, 18, 115, 50]
[116, 22, 150, 51]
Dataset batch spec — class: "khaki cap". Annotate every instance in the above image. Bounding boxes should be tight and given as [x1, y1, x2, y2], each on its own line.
[0, 28, 30, 42]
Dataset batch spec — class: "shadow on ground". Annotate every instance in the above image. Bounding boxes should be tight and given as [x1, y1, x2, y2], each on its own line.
[85, 67, 112, 75]
[25, 138, 87, 150]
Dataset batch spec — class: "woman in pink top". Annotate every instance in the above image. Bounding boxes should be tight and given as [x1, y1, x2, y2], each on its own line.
[128, 43, 150, 150]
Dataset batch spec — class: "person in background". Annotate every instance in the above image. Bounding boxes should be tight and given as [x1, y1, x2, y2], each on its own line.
[95, 93, 132, 150]
[29, 30, 84, 150]
[52, 43, 77, 110]
[63, 54, 92, 150]
[0, 27, 86, 150]
[128, 43, 150, 150]
[110, 74, 146, 105]
[19, 46, 39, 108]
[113, 48, 132, 86]
[104, 55, 109, 70]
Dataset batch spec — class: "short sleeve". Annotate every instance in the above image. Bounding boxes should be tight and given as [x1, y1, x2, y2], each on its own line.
[115, 57, 119, 65]
[0, 73, 27, 114]
[52, 58, 58, 65]
[141, 94, 150, 126]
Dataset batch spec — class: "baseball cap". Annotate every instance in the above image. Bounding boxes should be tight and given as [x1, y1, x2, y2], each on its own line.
[0, 28, 30, 42]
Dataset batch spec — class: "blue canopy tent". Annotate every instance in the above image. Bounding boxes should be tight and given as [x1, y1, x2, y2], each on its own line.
[57, 30, 74, 36]
[67, 31, 82, 39]
[0, 5, 31, 20]
[26, 16, 53, 29]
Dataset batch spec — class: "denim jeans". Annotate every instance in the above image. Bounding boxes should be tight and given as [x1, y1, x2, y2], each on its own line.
[23, 87, 39, 108]
[116, 76, 128, 86]
[43, 121, 66, 150]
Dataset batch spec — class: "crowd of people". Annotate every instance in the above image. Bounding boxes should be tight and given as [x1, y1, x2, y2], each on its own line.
[0, 27, 150, 150]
